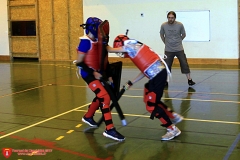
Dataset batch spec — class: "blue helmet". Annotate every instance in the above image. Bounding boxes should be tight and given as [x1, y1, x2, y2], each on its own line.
[85, 17, 102, 38]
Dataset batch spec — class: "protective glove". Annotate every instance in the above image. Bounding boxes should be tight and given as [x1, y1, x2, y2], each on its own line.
[123, 80, 133, 90]
[107, 81, 114, 88]
[73, 60, 77, 64]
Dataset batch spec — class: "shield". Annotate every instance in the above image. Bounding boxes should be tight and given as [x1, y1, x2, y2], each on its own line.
[98, 20, 123, 95]
[98, 20, 109, 73]
[109, 61, 122, 96]
[97, 20, 126, 126]
[2, 148, 12, 158]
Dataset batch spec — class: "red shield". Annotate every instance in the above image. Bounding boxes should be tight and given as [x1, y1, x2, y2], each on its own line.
[2, 148, 12, 158]
[98, 20, 109, 72]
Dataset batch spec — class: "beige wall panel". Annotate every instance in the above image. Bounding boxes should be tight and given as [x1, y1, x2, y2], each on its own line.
[173, 58, 239, 65]
[11, 37, 37, 53]
[37, 0, 83, 60]
[69, 0, 83, 60]
[10, 6, 35, 20]
[39, 33, 54, 60]
[108, 57, 240, 66]
[12, 52, 38, 57]
[38, 0, 53, 60]
[54, 35, 69, 60]
[9, 0, 35, 6]
[53, 0, 69, 60]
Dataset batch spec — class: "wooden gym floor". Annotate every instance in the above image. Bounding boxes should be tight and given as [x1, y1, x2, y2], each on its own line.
[0, 60, 239, 160]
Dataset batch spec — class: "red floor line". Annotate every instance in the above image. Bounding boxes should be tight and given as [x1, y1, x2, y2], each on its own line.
[0, 132, 112, 160]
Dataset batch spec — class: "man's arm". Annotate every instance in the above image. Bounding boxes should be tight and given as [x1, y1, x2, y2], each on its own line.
[124, 72, 145, 90]
[181, 24, 186, 40]
[106, 45, 126, 53]
[159, 25, 165, 44]
[131, 72, 145, 84]
[181, 33, 186, 40]
[160, 34, 165, 44]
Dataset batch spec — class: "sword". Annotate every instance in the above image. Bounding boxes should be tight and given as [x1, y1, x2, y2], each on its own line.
[97, 80, 132, 127]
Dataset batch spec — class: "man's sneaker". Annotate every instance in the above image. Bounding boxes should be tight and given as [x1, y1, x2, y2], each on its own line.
[171, 113, 183, 124]
[165, 82, 168, 87]
[103, 128, 125, 141]
[82, 116, 98, 127]
[188, 79, 196, 86]
[161, 126, 181, 141]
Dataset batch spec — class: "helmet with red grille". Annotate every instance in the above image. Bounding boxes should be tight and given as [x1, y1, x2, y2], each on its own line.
[113, 35, 129, 58]
[113, 35, 129, 48]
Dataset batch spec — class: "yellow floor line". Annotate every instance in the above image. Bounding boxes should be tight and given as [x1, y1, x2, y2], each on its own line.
[55, 84, 87, 88]
[75, 109, 240, 125]
[123, 88, 240, 96]
[184, 118, 240, 124]
[122, 95, 240, 104]
[0, 84, 51, 98]
[66, 130, 74, 134]
[75, 124, 82, 128]
[55, 136, 64, 140]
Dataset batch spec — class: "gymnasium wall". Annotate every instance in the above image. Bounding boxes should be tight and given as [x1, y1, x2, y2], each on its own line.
[1, 0, 239, 64]
[38, 0, 83, 60]
[0, 0, 10, 60]
[83, 0, 239, 65]
[0, 0, 83, 61]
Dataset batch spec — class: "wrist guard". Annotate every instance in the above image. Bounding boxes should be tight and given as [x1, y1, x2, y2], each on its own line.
[123, 80, 133, 90]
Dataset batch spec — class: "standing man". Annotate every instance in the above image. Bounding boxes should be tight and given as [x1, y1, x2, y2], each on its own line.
[160, 11, 195, 87]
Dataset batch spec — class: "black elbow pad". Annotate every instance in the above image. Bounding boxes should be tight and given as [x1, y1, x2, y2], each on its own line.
[76, 62, 94, 74]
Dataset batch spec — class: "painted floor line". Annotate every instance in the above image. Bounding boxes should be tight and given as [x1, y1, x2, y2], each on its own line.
[40, 83, 240, 97]
[39, 83, 240, 97]
[122, 95, 240, 104]
[53, 84, 88, 88]
[75, 109, 240, 125]
[184, 118, 240, 125]
[223, 133, 240, 160]
[164, 97, 240, 104]
[0, 84, 51, 98]
[0, 103, 91, 140]
[130, 89, 240, 96]
[56, 136, 64, 141]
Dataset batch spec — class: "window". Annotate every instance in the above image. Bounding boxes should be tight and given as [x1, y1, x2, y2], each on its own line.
[11, 21, 36, 36]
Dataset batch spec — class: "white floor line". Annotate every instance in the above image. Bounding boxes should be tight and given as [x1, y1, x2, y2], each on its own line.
[0, 103, 90, 140]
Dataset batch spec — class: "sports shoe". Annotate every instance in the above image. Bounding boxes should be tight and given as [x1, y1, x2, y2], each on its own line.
[82, 116, 98, 127]
[188, 79, 196, 86]
[171, 112, 183, 124]
[161, 126, 181, 141]
[103, 128, 125, 141]
[165, 82, 168, 87]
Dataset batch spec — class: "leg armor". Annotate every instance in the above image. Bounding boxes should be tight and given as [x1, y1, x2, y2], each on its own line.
[85, 97, 100, 118]
[143, 83, 149, 104]
[143, 84, 172, 127]
[88, 80, 114, 130]
[158, 102, 174, 119]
